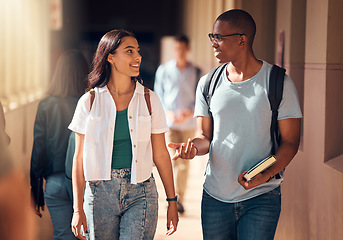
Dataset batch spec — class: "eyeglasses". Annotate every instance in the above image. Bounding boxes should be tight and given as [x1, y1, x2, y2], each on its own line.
[208, 33, 244, 43]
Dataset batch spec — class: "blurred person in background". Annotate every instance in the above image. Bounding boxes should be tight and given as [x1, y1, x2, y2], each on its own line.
[69, 30, 178, 240]
[0, 101, 36, 240]
[30, 50, 89, 240]
[154, 35, 201, 214]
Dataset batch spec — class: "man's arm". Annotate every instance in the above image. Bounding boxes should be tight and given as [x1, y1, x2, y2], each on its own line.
[192, 116, 212, 155]
[266, 118, 301, 176]
[168, 116, 212, 160]
[238, 118, 301, 189]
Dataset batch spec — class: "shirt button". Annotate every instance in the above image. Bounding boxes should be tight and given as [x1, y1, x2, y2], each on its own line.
[130, 129, 133, 132]
[134, 144, 136, 148]
[129, 116, 132, 119]
[135, 160, 138, 163]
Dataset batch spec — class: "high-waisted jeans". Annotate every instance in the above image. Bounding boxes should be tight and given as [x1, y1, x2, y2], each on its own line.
[84, 169, 158, 240]
[201, 186, 281, 240]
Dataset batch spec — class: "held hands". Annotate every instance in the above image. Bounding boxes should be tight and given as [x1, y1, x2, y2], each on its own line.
[166, 201, 179, 236]
[71, 210, 88, 240]
[168, 138, 198, 160]
[238, 171, 271, 190]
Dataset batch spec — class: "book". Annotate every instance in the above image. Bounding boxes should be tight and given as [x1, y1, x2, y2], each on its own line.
[243, 155, 277, 181]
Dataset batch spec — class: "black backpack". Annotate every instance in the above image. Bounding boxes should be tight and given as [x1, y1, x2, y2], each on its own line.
[202, 63, 285, 179]
[65, 131, 75, 201]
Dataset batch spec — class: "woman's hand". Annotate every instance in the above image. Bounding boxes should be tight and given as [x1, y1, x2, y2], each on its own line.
[237, 171, 271, 190]
[71, 210, 88, 240]
[166, 201, 179, 236]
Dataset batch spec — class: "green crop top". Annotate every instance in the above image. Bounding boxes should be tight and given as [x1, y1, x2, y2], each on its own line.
[111, 108, 132, 169]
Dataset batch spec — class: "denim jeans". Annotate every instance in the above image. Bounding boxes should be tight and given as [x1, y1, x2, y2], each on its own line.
[84, 169, 158, 240]
[201, 186, 281, 240]
[44, 172, 77, 240]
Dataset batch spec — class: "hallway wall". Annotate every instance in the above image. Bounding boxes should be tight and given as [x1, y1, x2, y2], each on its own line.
[1, 1, 52, 239]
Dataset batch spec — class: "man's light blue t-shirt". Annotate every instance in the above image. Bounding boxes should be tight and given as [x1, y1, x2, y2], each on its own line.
[194, 61, 302, 203]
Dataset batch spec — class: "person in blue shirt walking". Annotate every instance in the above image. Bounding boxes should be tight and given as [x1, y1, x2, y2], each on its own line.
[169, 9, 302, 240]
[154, 35, 201, 213]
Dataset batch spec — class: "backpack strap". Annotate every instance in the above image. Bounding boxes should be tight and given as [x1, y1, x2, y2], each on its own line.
[203, 63, 228, 116]
[268, 64, 286, 179]
[144, 87, 152, 116]
[90, 89, 95, 110]
[195, 67, 201, 82]
[90, 87, 151, 115]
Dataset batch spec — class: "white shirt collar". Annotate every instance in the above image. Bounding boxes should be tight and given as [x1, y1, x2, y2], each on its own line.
[97, 82, 145, 95]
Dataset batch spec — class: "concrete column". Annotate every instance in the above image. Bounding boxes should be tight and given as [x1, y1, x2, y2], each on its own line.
[324, 0, 343, 162]
[241, 0, 277, 64]
[2, 1, 17, 109]
[275, 0, 306, 114]
[303, 0, 343, 239]
[180, 0, 236, 72]
[0, 0, 49, 111]
[0, 1, 5, 101]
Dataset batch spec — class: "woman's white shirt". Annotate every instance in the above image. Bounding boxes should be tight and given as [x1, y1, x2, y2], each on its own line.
[68, 82, 168, 184]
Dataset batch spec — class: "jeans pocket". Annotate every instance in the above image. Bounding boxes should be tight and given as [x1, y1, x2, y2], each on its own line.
[87, 180, 103, 196]
[266, 186, 281, 196]
[140, 176, 158, 199]
[44, 174, 64, 197]
[202, 190, 212, 199]
[142, 175, 155, 184]
[88, 180, 102, 187]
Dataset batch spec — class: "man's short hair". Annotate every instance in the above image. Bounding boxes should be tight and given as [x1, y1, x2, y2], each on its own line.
[216, 9, 256, 46]
[174, 34, 190, 47]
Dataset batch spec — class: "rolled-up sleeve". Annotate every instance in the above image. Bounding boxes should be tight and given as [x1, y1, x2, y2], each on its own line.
[194, 74, 211, 117]
[150, 91, 169, 134]
[278, 75, 303, 120]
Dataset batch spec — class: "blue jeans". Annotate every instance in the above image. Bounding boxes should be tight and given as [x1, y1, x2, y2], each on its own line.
[84, 169, 158, 240]
[44, 172, 77, 240]
[201, 187, 281, 240]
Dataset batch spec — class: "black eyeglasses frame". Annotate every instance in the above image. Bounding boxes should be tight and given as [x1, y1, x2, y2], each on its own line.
[208, 33, 245, 43]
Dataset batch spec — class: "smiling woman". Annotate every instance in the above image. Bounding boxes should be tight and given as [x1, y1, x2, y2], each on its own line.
[87, 30, 142, 90]
[107, 37, 142, 95]
[68, 30, 179, 240]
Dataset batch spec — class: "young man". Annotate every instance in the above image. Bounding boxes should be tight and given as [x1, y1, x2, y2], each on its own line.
[154, 35, 201, 213]
[169, 9, 302, 239]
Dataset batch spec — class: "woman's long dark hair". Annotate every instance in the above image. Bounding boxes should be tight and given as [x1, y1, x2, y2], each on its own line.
[48, 50, 89, 97]
[87, 30, 142, 91]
